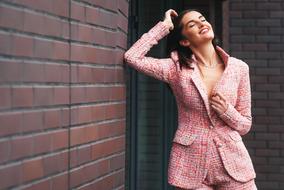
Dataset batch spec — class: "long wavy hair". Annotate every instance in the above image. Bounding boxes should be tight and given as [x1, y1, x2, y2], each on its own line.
[165, 8, 221, 93]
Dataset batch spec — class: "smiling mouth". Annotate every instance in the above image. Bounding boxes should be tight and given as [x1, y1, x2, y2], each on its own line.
[200, 28, 209, 34]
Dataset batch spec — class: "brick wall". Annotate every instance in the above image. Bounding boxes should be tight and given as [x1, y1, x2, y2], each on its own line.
[0, 0, 128, 189]
[228, 0, 284, 189]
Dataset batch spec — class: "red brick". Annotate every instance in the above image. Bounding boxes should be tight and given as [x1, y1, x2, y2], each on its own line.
[0, 0, 128, 189]
[0, 112, 22, 137]
[0, 33, 12, 56]
[51, 130, 68, 150]
[51, 173, 68, 189]
[117, 0, 129, 16]
[34, 38, 53, 59]
[116, 30, 128, 48]
[12, 87, 33, 108]
[0, 5, 24, 30]
[0, 140, 11, 164]
[109, 153, 125, 171]
[43, 63, 66, 83]
[0, 163, 22, 189]
[61, 108, 70, 126]
[71, 1, 85, 21]
[33, 133, 52, 155]
[34, 87, 53, 106]
[94, 28, 117, 47]
[23, 10, 45, 35]
[22, 62, 45, 82]
[22, 158, 44, 182]
[10, 0, 68, 17]
[89, 0, 117, 12]
[22, 111, 43, 133]
[71, 86, 85, 104]
[85, 6, 116, 29]
[43, 109, 61, 129]
[70, 126, 85, 146]
[10, 135, 33, 160]
[23, 180, 51, 190]
[53, 41, 69, 60]
[70, 159, 109, 188]
[52, 0, 69, 18]
[76, 146, 92, 166]
[43, 151, 68, 175]
[70, 44, 96, 63]
[75, 24, 93, 43]
[53, 87, 69, 105]
[0, 61, 24, 82]
[12, 34, 34, 57]
[0, 87, 12, 109]
[243, 43, 268, 51]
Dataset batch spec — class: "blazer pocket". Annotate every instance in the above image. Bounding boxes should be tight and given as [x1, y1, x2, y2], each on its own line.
[172, 132, 198, 146]
[229, 130, 242, 142]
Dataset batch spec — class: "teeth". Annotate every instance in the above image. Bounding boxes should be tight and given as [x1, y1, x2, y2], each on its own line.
[201, 28, 209, 34]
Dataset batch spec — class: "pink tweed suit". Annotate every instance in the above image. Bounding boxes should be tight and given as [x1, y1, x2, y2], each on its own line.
[123, 21, 257, 190]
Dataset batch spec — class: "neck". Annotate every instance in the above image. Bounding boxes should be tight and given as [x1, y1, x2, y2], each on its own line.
[190, 41, 217, 66]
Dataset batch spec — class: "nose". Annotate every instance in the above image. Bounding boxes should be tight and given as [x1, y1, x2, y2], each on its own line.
[197, 20, 204, 28]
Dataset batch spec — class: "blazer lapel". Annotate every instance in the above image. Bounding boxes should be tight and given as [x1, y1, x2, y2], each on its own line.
[170, 45, 230, 120]
[190, 63, 212, 117]
[189, 46, 230, 119]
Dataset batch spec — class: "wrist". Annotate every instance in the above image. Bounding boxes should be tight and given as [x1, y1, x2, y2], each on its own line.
[162, 20, 173, 30]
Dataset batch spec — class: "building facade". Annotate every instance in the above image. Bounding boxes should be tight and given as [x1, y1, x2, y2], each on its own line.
[0, 0, 283, 189]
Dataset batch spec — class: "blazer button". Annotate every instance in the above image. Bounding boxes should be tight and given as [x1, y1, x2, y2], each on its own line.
[217, 143, 222, 148]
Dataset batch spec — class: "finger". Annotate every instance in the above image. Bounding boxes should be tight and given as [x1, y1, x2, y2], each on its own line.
[211, 104, 222, 114]
[211, 93, 221, 99]
[210, 100, 223, 110]
[210, 96, 223, 104]
[212, 96, 226, 106]
[210, 99, 223, 107]
[211, 100, 228, 114]
[211, 99, 228, 112]
[216, 92, 226, 102]
[172, 10, 178, 17]
[211, 98, 228, 112]
[211, 95, 220, 101]
[169, 11, 178, 19]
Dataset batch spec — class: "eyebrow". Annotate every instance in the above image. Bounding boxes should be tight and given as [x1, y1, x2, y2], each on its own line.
[185, 15, 205, 26]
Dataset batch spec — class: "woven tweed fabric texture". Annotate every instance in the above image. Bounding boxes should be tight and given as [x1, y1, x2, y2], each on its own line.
[175, 134, 258, 190]
[124, 21, 256, 189]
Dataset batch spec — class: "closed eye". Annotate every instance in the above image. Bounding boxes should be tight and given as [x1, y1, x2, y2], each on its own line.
[188, 17, 207, 27]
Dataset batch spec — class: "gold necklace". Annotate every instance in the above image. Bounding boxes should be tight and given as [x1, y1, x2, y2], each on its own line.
[197, 51, 218, 69]
[197, 61, 218, 79]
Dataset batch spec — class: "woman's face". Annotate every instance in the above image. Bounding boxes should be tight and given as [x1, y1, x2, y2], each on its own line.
[179, 11, 215, 47]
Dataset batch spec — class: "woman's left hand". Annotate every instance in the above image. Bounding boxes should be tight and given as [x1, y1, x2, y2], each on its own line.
[210, 92, 229, 115]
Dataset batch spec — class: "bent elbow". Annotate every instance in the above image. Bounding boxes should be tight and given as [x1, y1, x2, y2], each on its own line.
[123, 51, 130, 62]
[124, 50, 136, 63]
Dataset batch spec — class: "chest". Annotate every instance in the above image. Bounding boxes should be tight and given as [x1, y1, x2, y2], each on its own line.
[197, 64, 226, 98]
[170, 63, 239, 111]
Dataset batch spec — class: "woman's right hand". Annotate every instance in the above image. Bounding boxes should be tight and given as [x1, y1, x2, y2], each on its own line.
[162, 9, 178, 30]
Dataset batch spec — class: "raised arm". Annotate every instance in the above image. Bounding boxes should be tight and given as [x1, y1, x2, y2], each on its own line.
[218, 63, 253, 136]
[123, 20, 175, 83]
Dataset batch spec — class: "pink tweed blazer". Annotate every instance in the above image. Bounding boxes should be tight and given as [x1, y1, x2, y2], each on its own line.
[123, 21, 256, 189]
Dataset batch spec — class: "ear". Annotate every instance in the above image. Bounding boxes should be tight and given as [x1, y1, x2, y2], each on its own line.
[179, 39, 191, 47]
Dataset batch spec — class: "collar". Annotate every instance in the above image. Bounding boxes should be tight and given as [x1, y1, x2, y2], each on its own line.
[170, 45, 230, 69]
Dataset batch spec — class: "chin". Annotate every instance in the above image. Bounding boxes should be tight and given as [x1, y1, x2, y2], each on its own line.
[197, 36, 214, 45]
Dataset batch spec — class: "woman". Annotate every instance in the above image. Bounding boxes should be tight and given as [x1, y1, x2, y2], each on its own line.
[124, 9, 257, 190]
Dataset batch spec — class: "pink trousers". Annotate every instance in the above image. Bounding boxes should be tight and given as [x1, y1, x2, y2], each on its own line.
[176, 135, 257, 190]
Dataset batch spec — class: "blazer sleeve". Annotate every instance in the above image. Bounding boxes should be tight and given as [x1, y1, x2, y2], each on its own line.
[218, 63, 252, 136]
[123, 21, 175, 83]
